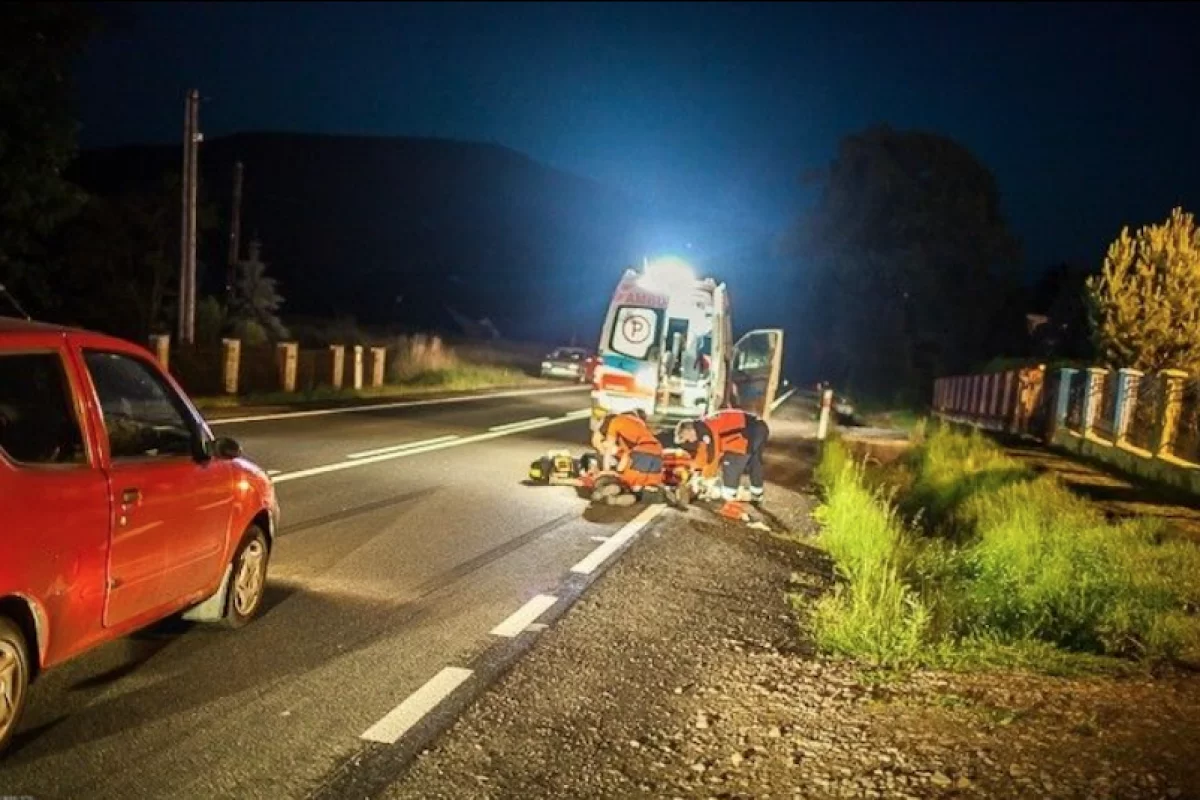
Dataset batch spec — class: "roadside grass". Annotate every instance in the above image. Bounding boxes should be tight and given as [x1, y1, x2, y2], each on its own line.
[194, 364, 543, 410]
[806, 425, 1200, 673]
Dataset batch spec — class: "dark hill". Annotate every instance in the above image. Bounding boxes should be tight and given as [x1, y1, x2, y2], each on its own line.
[68, 132, 720, 343]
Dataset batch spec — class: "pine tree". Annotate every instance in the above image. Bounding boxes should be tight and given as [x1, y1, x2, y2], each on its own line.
[228, 239, 288, 341]
[1087, 208, 1200, 372]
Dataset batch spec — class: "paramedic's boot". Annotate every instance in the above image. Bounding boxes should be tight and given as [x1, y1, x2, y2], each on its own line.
[718, 500, 748, 521]
[749, 486, 765, 507]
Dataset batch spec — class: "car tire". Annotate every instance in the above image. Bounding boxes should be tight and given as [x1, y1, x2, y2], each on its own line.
[221, 526, 270, 630]
[0, 617, 31, 755]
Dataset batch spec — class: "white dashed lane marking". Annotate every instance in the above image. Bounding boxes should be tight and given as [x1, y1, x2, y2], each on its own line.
[360, 667, 474, 744]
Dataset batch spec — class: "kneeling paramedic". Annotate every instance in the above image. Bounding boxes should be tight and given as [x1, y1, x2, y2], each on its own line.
[590, 409, 664, 505]
[674, 409, 769, 512]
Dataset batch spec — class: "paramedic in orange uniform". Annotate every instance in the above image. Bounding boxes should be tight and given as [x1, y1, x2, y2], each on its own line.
[674, 408, 769, 512]
[589, 409, 664, 503]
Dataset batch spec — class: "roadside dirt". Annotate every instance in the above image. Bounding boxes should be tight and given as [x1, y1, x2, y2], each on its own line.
[385, 441, 1200, 800]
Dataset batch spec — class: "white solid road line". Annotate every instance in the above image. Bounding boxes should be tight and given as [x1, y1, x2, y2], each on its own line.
[208, 385, 589, 425]
[770, 385, 798, 412]
[564, 408, 594, 419]
[570, 504, 666, 575]
[360, 667, 474, 744]
[346, 434, 460, 459]
[271, 410, 589, 484]
[489, 594, 558, 638]
[266, 469, 282, 476]
[488, 416, 550, 433]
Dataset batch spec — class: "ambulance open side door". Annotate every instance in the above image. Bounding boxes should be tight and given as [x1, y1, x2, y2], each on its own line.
[728, 329, 785, 420]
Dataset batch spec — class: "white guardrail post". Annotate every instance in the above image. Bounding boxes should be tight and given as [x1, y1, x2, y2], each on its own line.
[817, 388, 834, 440]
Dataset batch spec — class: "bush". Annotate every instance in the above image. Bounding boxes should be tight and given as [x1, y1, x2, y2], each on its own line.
[808, 426, 1200, 670]
[1087, 207, 1200, 373]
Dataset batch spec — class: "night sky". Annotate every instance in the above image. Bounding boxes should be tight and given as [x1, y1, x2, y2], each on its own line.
[76, 1, 1200, 275]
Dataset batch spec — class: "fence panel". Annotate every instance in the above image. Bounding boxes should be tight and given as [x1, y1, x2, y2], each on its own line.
[1064, 371, 1086, 433]
[1093, 370, 1118, 441]
[295, 349, 327, 393]
[1172, 378, 1200, 464]
[238, 345, 280, 395]
[1125, 374, 1160, 451]
[170, 344, 224, 397]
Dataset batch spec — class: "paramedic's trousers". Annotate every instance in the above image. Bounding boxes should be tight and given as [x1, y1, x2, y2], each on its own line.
[719, 419, 769, 495]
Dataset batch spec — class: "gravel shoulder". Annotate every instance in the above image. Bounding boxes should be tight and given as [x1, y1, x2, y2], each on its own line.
[384, 463, 1200, 800]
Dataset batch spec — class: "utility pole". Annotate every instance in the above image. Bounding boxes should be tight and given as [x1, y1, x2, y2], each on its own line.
[227, 160, 244, 298]
[178, 88, 201, 344]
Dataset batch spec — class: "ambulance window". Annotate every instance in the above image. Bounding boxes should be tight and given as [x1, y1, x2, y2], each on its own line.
[610, 306, 660, 360]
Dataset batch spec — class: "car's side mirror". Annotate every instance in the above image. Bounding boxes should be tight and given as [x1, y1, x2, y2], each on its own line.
[213, 437, 243, 460]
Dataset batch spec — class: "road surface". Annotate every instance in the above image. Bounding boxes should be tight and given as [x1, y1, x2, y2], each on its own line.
[1, 386, 653, 799]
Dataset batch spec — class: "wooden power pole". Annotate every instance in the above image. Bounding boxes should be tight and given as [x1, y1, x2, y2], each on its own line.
[178, 89, 201, 344]
[227, 160, 244, 297]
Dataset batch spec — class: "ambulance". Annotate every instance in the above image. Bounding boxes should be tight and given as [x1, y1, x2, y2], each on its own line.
[590, 257, 784, 427]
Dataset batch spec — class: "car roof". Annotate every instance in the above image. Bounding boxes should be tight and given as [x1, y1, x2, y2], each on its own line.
[0, 315, 145, 352]
[0, 316, 82, 335]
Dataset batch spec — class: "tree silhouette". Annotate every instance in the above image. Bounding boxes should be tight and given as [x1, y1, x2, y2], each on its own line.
[795, 125, 1021, 403]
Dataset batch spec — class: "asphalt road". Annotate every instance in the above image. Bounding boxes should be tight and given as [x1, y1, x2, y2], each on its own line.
[0, 385, 652, 800]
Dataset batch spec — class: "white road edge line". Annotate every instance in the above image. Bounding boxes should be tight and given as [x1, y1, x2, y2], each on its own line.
[488, 416, 550, 433]
[570, 504, 666, 575]
[563, 408, 594, 419]
[346, 434, 460, 459]
[489, 594, 558, 638]
[266, 469, 282, 476]
[272, 410, 589, 484]
[770, 385, 798, 412]
[360, 667, 473, 744]
[208, 385, 588, 425]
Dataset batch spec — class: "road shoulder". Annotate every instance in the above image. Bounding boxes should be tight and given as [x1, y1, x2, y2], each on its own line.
[383, 476, 1200, 799]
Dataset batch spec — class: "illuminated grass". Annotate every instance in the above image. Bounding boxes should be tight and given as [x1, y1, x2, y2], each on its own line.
[806, 427, 1200, 672]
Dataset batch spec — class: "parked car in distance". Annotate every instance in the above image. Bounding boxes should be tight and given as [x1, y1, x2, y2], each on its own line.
[540, 346, 591, 382]
[0, 317, 279, 754]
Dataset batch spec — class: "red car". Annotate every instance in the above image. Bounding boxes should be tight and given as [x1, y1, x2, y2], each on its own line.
[0, 318, 278, 753]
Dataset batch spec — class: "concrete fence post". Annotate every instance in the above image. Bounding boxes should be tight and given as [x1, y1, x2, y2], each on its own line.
[276, 342, 298, 393]
[1156, 369, 1189, 458]
[221, 338, 241, 395]
[370, 347, 386, 388]
[352, 345, 364, 390]
[1114, 368, 1142, 446]
[149, 334, 170, 370]
[1054, 367, 1078, 435]
[1083, 367, 1107, 436]
[329, 345, 345, 390]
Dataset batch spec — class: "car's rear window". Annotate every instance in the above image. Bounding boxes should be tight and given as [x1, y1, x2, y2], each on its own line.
[0, 352, 87, 466]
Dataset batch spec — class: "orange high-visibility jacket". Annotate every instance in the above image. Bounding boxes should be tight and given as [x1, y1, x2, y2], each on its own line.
[692, 409, 752, 477]
[599, 412, 663, 457]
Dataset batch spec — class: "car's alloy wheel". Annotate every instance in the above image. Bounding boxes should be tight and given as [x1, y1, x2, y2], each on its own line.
[0, 619, 30, 753]
[223, 527, 270, 629]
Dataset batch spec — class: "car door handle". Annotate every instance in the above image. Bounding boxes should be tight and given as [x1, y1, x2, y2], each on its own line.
[121, 488, 141, 505]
